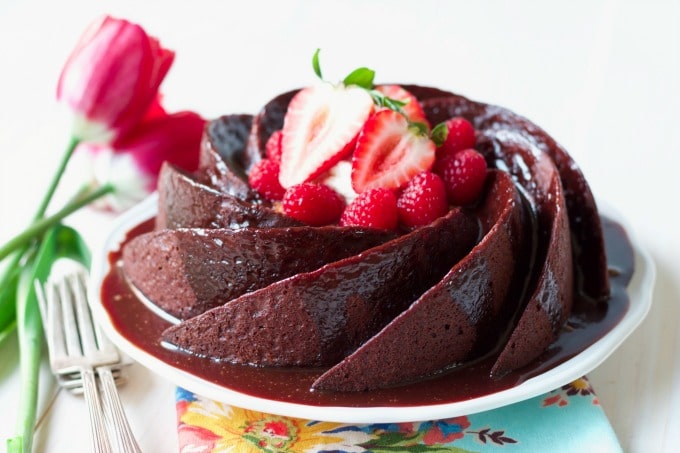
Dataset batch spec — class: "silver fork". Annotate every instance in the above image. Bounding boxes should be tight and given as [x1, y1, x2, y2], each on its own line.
[37, 268, 141, 453]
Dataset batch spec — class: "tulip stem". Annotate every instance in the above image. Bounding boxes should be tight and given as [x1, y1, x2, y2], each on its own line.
[0, 176, 91, 341]
[0, 137, 81, 297]
[0, 184, 115, 261]
[35, 136, 80, 220]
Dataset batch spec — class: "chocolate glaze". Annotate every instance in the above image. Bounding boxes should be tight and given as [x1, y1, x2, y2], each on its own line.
[122, 225, 395, 320]
[161, 208, 479, 367]
[244, 89, 298, 171]
[156, 163, 299, 230]
[101, 216, 633, 407]
[233, 86, 608, 305]
[313, 171, 529, 391]
[419, 91, 609, 301]
[476, 128, 574, 377]
[130, 86, 614, 392]
[239, 86, 608, 301]
[198, 114, 257, 201]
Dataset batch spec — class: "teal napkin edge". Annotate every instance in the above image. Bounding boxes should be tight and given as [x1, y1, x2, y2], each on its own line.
[176, 377, 622, 452]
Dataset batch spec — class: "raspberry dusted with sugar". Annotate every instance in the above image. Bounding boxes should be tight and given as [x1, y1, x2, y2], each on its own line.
[265, 130, 283, 163]
[434, 148, 488, 206]
[248, 158, 285, 201]
[397, 172, 448, 229]
[282, 183, 346, 226]
[340, 188, 398, 230]
[437, 117, 476, 159]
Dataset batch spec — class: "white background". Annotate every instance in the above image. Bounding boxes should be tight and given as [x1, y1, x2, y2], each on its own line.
[0, 0, 678, 451]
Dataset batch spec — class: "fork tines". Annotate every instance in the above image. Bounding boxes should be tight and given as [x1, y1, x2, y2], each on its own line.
[38, 269, 121, 375]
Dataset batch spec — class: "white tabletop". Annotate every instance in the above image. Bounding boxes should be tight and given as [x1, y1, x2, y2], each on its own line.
[1, 1, 678, 452]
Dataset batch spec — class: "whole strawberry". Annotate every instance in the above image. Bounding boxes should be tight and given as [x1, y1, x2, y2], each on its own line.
[282, 183, 346, 226]
[397, 172, 448, 228]
[340, 188, 398, 230]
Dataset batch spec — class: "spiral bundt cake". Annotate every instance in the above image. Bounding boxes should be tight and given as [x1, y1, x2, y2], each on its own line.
[121, 76, 610, 392]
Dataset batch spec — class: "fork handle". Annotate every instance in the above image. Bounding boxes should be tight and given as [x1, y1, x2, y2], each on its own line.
[82, 367, 113, 453]
[98, 366, 142, 453]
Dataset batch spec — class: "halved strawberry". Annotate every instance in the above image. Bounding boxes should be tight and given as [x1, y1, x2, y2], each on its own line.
[351, 109, 436, 193]
[375, 84, 429, 126]
[279, 83, 374, 188]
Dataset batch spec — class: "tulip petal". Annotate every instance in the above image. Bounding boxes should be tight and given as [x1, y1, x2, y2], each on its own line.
[77, 111, 206, 211]
[57, 15, 175, 143]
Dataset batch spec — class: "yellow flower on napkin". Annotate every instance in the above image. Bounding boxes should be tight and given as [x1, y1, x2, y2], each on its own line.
[179, 399, 350, 452]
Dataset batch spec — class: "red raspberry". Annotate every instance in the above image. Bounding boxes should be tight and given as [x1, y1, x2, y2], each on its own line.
[437, 117, 476, 159]
[433, 148, 488, 206]
[340, 188, 398, 230]
[397, 172, 449, 229]
[282, 183, 346, 226]
[265, 130, 283, 163]
[248, 158, 285, 201]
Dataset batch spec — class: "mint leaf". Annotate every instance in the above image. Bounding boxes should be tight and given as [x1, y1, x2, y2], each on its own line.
[343, 67, 375, 89]
[312, 48, 323, 79]
[431, 122, 449, 146]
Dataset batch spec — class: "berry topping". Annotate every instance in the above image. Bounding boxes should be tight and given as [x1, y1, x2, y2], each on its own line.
[374, 84, 429, 126]
[265, 130, 283, 163]
[282, 182, 346, 226]
[279, 83, 374, 188]
[397, 171, 448, 228]
[248, 158, 285, 201]
[340, 188, 398, 230]
[434, 148, 488, 205]
[437, 117, 476, 158]
[351, 109, 436, 193]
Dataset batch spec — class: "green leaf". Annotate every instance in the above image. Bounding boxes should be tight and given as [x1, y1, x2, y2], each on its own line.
[8, 224, 90, 452]
[343, 67, 375, 89]
[0, 321, 16, 345]
[9, 248, 49, 453]
[51, 224, 91, 267]
[0, 274, 18, 344]
[312, 48, 323, 79]
[0, 250, 24, 336]
[430, 121, 449, 146]
[362, 443, 472, 453]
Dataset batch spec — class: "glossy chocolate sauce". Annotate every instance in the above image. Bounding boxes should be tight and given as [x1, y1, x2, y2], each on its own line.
[101, 217, 633, 407]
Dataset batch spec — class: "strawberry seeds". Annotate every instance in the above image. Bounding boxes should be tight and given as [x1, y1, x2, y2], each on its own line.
[248, 53, 488, 230]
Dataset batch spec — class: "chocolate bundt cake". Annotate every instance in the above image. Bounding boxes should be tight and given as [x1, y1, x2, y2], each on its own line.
[121, 83, 610, 392]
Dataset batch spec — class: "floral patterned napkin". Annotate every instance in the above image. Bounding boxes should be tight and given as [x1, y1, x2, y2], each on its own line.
[175, 376, 622, 452]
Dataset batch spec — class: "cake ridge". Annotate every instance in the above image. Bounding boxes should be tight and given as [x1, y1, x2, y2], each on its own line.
[121, 84, 612, 392]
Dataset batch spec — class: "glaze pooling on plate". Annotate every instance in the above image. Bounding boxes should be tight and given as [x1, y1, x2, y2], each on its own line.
[89, 195, 653, 423]
[121, 86, 613, 393]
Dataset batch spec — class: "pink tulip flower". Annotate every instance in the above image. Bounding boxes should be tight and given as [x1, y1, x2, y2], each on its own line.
[57, 15, 175, 144]
[80, 111, 206, 210]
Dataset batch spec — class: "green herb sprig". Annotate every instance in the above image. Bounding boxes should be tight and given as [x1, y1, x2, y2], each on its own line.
[311, 48, 448, 145]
